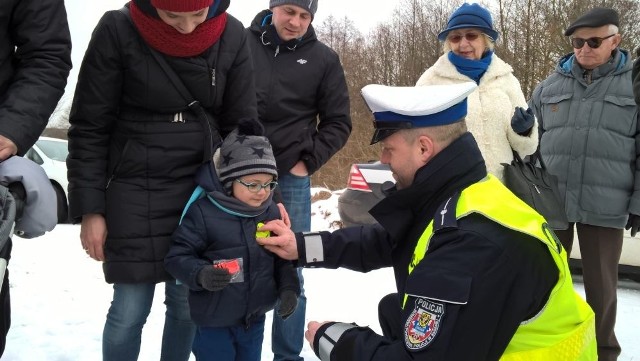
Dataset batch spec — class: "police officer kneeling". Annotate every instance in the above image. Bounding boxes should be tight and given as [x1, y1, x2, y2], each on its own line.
[257, 82, 597, 361]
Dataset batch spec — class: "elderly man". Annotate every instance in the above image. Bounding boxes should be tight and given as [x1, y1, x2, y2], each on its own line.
[529, 7, 638, 361]
[258, 82, 596, 361]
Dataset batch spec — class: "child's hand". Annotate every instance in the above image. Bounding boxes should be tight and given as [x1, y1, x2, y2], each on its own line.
[197, 266, 232, 291]
[277, 290, 298, 320]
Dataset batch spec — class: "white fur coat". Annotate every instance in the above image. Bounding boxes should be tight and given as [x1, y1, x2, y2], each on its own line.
[416, 53, 538, 180]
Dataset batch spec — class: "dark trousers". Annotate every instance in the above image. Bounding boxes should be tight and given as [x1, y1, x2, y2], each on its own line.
[0, 238, 11, 357]
[378, 293, 402, 341]
[555, 223, 622, 361]
[192, 314, 265, 361]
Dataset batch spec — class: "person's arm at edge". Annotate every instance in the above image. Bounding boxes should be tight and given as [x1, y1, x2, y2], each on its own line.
[627, 109, 640, 217]
[0, 0, 72, 156]
[632, 55, 640, 105]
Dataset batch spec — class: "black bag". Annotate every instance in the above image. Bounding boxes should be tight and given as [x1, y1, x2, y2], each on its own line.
[502, 150, 569, 230]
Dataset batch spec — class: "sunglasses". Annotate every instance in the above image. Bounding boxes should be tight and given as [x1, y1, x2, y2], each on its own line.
[570, 33, 616, 49]
[236, 179, 278, 193]
[447, 32, 481, 43]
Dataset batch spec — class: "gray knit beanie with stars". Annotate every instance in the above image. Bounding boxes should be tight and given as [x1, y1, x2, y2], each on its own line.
[269, 0, 318, 17]
[214, 119, 278, 193]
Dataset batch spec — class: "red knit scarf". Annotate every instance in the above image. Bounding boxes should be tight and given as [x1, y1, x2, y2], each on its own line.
[129, 1, 227, 57]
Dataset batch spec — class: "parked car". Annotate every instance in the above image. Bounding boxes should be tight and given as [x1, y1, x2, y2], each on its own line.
[337, 161, 640, 281]
[337, 162, 395, 227]
[23, 137, 69, 223]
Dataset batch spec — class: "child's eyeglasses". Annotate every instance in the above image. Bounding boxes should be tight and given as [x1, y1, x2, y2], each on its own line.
[447, 32, 481, 43]
[236, 179, 278, 193]
[570, 34, 615, 49]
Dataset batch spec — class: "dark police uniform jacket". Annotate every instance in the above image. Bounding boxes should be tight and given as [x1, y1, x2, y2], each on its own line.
[296, 133, 558, 360]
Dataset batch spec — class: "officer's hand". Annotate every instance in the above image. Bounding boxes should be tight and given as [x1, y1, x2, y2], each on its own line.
[277, 203, 292, 229]
[277, 290, 298, 320]
[256, 220, 299, 260]
[511, 107, 535, 136]
[625, 213, 640, 237]
[305, 321, 329, 346]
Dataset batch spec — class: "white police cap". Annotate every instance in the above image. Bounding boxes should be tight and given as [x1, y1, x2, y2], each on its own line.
[362, 82, 477, 144]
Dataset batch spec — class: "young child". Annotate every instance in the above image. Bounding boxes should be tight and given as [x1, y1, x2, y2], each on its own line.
[165, 119, 300, 361]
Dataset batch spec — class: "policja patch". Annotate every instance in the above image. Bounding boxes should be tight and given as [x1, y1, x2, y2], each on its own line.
[404, 297, 445, 350]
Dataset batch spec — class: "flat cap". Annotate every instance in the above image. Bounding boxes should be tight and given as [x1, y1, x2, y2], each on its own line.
[565, 7, 619, 36]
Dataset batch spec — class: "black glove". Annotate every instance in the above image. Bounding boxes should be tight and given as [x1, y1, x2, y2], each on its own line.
[197, 266, 232, 292]
[277, 290, 298, 320]
[625, 214, 640, 237]
[511, 107, 535, 135]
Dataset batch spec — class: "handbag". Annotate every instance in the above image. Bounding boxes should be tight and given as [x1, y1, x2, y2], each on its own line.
[502, 149, 569, 230]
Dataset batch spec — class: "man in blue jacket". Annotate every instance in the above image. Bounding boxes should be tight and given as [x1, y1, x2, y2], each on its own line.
[246, 1, 352, 359]
[0, 0, 71, 355]
[529, 7, 639, 361]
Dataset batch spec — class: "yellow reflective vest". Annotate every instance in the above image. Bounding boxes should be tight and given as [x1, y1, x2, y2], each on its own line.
[406, 175, 597, 361]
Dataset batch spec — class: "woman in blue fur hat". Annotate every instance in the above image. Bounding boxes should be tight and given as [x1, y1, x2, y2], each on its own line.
[416, 3, 538, 182]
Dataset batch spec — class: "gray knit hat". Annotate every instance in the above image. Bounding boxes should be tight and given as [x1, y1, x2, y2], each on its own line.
[269, 0, 318, 17]
[214, 119, 278, 193]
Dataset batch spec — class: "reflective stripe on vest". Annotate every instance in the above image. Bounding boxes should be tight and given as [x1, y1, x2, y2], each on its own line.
[405, 175, 597, 361]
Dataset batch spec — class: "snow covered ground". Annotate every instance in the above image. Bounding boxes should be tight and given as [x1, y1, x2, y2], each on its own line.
[4, 189, 640, 360]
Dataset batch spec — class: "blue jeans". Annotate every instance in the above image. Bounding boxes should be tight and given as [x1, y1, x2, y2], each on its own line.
[272, 174, 309, 361]
[192, 315, 265, 361]
[103, 281, 196, 361]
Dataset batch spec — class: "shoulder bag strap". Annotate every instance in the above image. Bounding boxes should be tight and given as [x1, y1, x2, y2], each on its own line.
[118, 6, 218, 161]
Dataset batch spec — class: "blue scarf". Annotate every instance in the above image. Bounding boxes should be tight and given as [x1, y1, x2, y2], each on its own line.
[448, 50, 493, 84]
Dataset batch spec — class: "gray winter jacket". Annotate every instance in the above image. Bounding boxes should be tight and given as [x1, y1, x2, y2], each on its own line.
[529, 49, 640, 228]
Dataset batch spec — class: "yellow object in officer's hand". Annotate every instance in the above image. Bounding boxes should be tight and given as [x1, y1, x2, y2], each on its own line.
[256, 222, 271, 238]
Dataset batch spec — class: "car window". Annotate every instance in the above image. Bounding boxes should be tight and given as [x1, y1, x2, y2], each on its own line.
[25, 148, 44, 165]
[36, 140, 68, 162]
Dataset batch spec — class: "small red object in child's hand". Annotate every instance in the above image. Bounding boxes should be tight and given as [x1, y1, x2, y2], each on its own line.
[214, 259, 240, 274]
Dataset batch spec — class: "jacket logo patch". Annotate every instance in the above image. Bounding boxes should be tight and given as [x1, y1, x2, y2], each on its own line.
[404, 297, 444, 351]
[551, 104, 558, 112]
[297, 59, 308, 65]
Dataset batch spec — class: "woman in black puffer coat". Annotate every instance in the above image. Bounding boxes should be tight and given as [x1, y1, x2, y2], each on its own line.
[66, 0, 257, 359]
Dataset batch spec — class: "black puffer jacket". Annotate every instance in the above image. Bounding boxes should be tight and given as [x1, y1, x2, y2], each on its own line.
[67, 3, 257, 284]
[246, 10, 351, 175]
[0, 0, 71, 154]
[165, 162, 300, 327]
